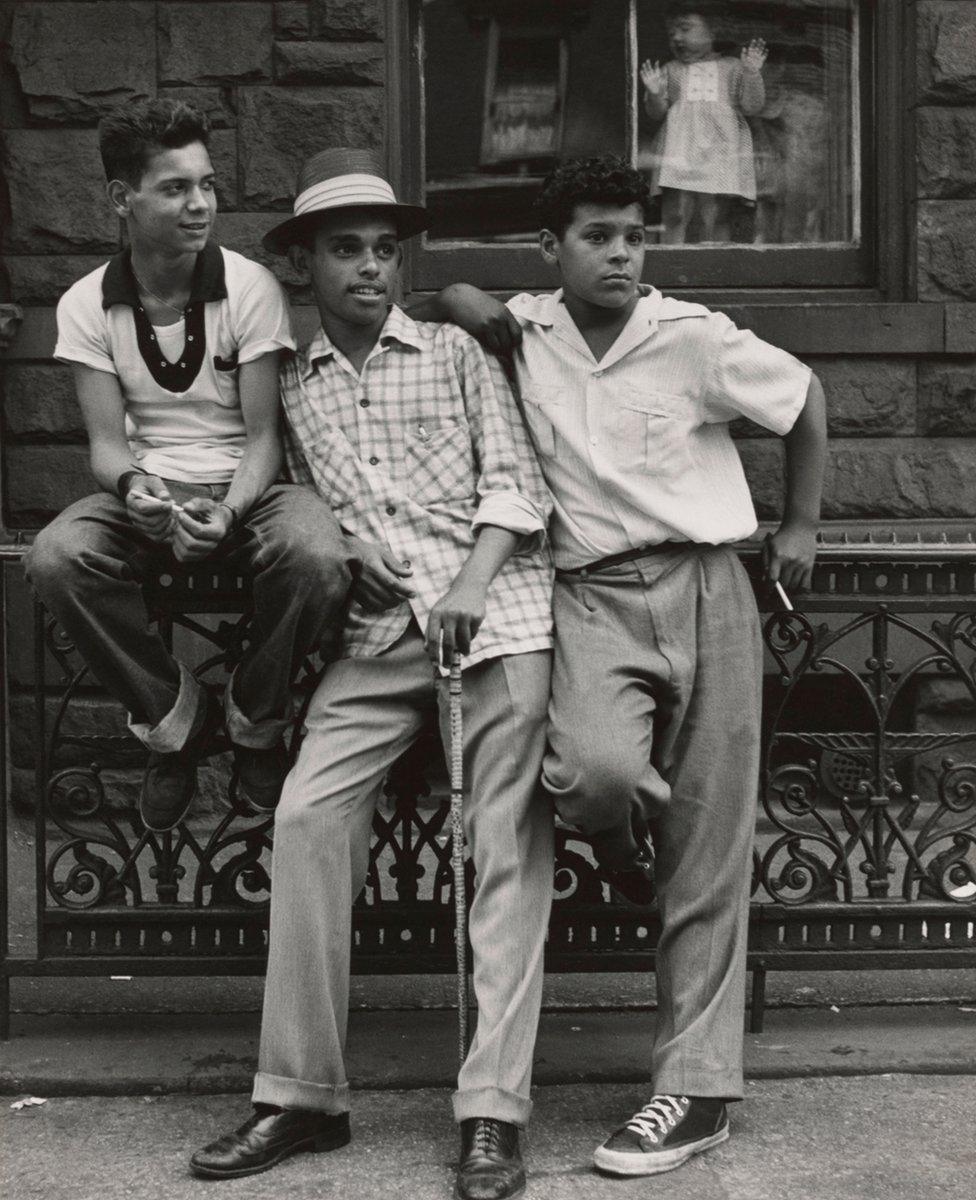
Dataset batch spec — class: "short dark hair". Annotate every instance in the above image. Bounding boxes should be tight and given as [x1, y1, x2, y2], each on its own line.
[533, 156, 652, 238]
[664, 2, 721, 34]
[98, 98, 210, 187]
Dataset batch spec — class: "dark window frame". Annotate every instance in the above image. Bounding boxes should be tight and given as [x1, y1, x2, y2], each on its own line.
[387, 0, 912, 302]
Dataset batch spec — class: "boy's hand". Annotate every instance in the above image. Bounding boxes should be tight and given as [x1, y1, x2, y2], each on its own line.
[171, 498, 232, 563]
[764, 521, 817, 592]
[125, 474, 175, 542]
[441, 283, 523, 357]
[741, 39, 768, 74]
[351, 540, 415, 612]
[640, 59, 666, 95]
[425, 579, 488, 667]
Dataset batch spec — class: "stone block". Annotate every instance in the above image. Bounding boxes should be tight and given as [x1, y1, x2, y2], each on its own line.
[917, 1, 976, 104]
[10, 2, 154, 124]
[917, 200, 976, 301]
[739, 438, 976, 521]
[4, 257, 107, 306]
[912, 679, 976, 809]
[310, 0, 383, 40]
[917, 107, 976, 198]
[209, 129, 239, 211]
[5, 444, 95, 526]
[3, 364, 83, 438]
[274, 40, 384, 86]
[2, 131, 120, 254]
[158, 2, 273, 86]
[918, 359, 976, 435]
[275, 1, 309, 38]
[238, 87, 383, 208]
[158, 86, 237, 129]
[821, 438, 976, 519]
[215, 213, 313, 299]
[9, 693, 130, 768]
[808, 358, 916, 437]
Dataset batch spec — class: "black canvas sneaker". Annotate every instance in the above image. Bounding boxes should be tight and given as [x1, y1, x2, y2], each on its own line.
[593, 1094, 729, 1176]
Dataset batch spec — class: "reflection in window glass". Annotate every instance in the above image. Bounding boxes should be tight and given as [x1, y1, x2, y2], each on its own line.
[637, 1, 859, 246]
[424, 0, 628, 242]
[423, 0, 860, 249]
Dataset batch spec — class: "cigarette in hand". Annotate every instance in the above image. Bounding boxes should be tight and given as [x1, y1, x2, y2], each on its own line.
[129, 490, 184, 513]
[773, 580, 793, 611]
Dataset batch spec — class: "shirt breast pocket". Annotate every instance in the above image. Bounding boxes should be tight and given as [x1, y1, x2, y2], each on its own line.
[615, 389, 694, 477]
[404, 419, 474, 504]
[520, 386, 562, 460]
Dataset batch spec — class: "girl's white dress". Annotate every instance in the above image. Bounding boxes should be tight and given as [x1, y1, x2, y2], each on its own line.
[646, 55, 764, 200]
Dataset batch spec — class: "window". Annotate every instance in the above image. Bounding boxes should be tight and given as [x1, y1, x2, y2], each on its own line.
[405, 0, 902, 293]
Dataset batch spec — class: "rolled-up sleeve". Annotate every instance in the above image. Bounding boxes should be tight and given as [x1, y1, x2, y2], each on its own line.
[452, 334, 551, 553]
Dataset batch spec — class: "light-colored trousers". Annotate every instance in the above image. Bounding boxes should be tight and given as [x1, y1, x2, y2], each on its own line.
[543, 545, 761, 1100]
[253, 625, 554, 1126]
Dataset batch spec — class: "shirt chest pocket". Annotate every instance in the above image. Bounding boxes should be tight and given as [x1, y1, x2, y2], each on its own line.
[614, 389, 695, 477]
[403, 419, 474, 504]
[520, 386, 563, 460]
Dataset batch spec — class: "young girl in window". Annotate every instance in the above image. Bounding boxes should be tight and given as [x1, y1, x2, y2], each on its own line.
[641, 2, 767, 243]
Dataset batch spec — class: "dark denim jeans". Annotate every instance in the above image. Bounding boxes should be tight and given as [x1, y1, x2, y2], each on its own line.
[26, 482, 356, 751]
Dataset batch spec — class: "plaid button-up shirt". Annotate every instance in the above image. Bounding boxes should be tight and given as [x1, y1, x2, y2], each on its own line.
[281, 306, 554, 669]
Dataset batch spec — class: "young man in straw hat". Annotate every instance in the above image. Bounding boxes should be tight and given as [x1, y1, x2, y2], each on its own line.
[191, 148, 555, 1200]
[25, 98, 354, 833]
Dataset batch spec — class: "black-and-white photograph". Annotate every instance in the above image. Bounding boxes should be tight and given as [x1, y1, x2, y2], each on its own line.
[0, 2, 974, 1197]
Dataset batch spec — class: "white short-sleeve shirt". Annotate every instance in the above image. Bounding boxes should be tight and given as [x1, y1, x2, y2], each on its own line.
[507, 288, 811, 569]
[54, 244, 295, 483]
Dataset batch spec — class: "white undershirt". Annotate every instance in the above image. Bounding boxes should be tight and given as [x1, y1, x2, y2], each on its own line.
[153, 319, 186, 365]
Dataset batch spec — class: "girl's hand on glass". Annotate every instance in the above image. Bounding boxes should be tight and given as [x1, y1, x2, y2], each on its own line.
[640, 59, 666, 95]
[741, 39, 768, 74]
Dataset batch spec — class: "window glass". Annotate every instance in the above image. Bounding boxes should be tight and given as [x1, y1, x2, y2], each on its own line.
[423, 0, 860, 248]
[424, 0, 629, 242]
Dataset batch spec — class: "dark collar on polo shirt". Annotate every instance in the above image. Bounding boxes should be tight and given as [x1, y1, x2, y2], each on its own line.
[101, 241, 227, 309]
[100, 243, 227, 392]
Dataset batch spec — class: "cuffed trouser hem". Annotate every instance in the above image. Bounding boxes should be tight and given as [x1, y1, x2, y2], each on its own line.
[452, 1086, 532, 1128]
[128, 663, 203, 753]
[252, 1071, 350, 1114]
[652, 1069, 744, 1103]
[224, 675, 292, 749]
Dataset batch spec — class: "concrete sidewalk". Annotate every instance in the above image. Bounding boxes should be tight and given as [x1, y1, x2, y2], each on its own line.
[3, 1003, 976, 1096]
[4, 1078, 974, 1200]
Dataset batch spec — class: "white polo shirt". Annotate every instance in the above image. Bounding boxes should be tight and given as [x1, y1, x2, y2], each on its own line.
[54, 244, 295, 483]
[507, 288, 811, 569]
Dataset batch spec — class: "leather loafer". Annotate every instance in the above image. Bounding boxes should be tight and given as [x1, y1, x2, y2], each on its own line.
[189, 1107, 350, 1179]
[456, 1118, 525, 1200]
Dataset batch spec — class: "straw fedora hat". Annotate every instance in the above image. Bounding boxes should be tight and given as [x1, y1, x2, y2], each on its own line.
[263, 148, 428, 255]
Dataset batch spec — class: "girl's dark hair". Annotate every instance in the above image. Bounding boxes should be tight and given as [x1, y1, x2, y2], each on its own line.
[533, 156, 652, 237]
[98, 98, 210, 186]
[664, 1, 721, 34]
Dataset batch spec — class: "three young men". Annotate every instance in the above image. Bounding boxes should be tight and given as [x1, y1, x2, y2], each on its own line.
[190, 149, 555, 1200]
[32, 94, 827, 1197]
[27, 100, 353, 831]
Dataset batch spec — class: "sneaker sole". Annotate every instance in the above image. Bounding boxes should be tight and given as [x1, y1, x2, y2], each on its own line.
[593, 1125, 729, 1177]
[189, 1126, 351, 1180]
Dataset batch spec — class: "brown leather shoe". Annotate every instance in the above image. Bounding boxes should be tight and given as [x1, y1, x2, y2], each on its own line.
[456, 1118, 525, 1200]
[189, 1107, 350, 1179]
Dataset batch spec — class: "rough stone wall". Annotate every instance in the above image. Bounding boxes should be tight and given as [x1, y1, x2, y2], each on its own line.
[1, 0, 386, 527]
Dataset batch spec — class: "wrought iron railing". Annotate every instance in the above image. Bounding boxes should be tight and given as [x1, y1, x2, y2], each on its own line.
[2, 529, 975, 1037]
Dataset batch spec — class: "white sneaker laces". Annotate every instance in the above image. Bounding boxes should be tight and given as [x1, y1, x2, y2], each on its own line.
[624, 1095, 688, 1144]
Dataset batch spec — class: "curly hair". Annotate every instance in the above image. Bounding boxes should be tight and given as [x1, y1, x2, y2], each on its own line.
[98, 98, 210, 187]
[533, 156, 652, 238]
